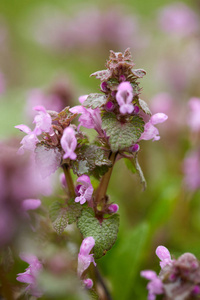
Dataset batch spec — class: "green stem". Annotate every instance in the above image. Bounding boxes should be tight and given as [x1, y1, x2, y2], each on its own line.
[62, 163, 76, 198]
[95, 152, 116, 204]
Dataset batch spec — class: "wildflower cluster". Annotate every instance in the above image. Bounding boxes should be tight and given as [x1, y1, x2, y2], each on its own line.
[15, 49, 167, 297]
[141, 246, 200, 300]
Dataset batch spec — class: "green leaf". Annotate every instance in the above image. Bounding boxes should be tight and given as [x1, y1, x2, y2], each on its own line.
[83, 93, 107, 109]
[67, 199, 83, 224]
[124, 158, 136, 174]
[77, 208, 120, 259]
[49, 202, 68, 235]
[102, 113, 144, 152]
[138, 98, 151, 115]
[71, 145, 112, 179]
[104, 223, 149, 300]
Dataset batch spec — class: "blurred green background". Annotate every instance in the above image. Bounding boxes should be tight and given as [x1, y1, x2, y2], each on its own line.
[1, 0, 200, 299]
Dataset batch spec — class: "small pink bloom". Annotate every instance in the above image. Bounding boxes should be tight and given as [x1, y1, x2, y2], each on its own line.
[187, 97, 200, 132]
[78, 237, 96, 278]
[83, 278, 93, 289]
[60, 126, 77, 160]
[33, 105, 53, 135]
[183, 150, 200, 190]
[75, 175, 93, 205]
[108, 203, 119, 213]
[17, 254, 43, 297]
[156, 246, 172, 269]
[116, 81, 134, 114]
[141, 270, 163, 300]
[15, 125, 39, 154]
[139, 113, 168, 141]
[22, 199, 41, 211]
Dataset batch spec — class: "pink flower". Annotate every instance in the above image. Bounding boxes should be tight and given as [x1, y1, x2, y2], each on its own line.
[77, 237, 96, 278]
[17, 254, 43, 297]
[108, 203, 119, 213]
[70, 96, 102, 134]
[187, 97, 200, 132]
[141, 270, 163, 300]
[60, 126, 77, 160]
[15, 125, 39, 154]
[139, 113, 168, 141]
[75, 175, 93, 205]
[33, 105, 53, 135]
[116, 81, 134, 114]
[22, 199, 41, 211]
[158, 3, 199, 37]
[83, 278, 93, 289]
[156, 246, 173, 269]
[183, 150, 200, 190]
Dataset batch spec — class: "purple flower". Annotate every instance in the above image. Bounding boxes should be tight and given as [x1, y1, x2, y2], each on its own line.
[156, 246, 173, 269]
[116, 81, 134, 114]
[139, 113, 168, 141]
[15, 125, 39, 154]
[77, 237, 96, 278]
[158, 3, 199, 37]
[108, 203, 119, 213]
[60, 126, 77, 160]
[187, 97, 200, 132]
[183, 150, 200, 190]
[22, 199, 41, 211]
[83, 278, 93, 289]
[17, 253, 43, 297]
[70, 101, 102, 134]
[33, 105, 53, 135]
[75, 175, 93, 205]
[141, 270, 163, 300]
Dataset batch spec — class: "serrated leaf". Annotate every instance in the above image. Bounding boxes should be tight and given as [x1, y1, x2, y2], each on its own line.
[53, 208, 68, 235]
[67, 199, 83, 224]
[71, 145, 112, 178]
[35, 144, 62, 179]
[138, 98, 151, 115]
[102, 113, 144, 152]
[83, 93, 107, 109]
[90, 69, 111, 81]
[77, 208, 120, 259]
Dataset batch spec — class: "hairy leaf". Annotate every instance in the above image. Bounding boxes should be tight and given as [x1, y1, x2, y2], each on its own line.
[71, 145, 112, 178]
[35, 144, 62, 179]
[138, 98, 151, 115]
[102, 113, 144, 152]
[77, 208, 120, 259]
[132, 68, 146, 78]
[90, 69, 112, 81]
[83, 93, 107, 109]
[67, 199, 83, 224]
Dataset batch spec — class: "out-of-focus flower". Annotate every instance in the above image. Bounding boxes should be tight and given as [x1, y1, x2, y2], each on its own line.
[60, 126, 77, 160]
[17, 253, 43, 297]
[33, 106, 53, 135]
[60, 173, 67, 189]
[156, 246, 173, 269]
[139, 113, 168, 141]
[158, 2, 199, 37]
[77, 236, 96, 278]
[183, 150, 200, 190]
[83, 278, 93, 289]
[116, 81, 134, 114]
[187, 97, 200, 132]
[15, 125, 39, 154]
[140, 270, 163, 300]
[22, 199, 41, 211]
[75, 175, 93, 205]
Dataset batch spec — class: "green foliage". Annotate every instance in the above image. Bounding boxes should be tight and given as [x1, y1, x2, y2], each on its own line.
[104, 223, 149, 300]
[83, 93, 107, 109]
[77, 208, 120, 259]
[138, 98, 151, 115]
[133, 154, 147, 191]
[71, 145, 112, 178]
[124, 158, 136, 174]
[49, 200, 82, 234]
[102, 112, 144, 152]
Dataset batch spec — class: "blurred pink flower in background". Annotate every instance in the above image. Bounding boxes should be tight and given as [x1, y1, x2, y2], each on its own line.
[187, 97, 200, 132]
[0, 71, 6, 95]
[158, 2, 199, 37]
[183, 150, 200, 191]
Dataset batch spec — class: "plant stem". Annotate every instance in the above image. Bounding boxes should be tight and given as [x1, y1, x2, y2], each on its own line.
[62, 163, 76, 198]
[95, 267, 113, 300]
[95, 152, 116, 204]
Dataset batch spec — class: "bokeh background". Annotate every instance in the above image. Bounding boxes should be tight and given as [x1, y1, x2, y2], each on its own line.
[1, 0, 200, 299]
